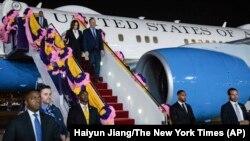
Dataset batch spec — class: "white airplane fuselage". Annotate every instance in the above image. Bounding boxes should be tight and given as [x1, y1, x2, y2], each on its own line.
[37, 8, 250, 60]
[1, 0, 250, 59]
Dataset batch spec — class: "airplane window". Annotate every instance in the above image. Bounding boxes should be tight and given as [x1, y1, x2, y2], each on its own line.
[205, 40, 210, 43]
[118, 34, 124, 42]
[198, 39, 203, 43]
[145, 36, 150, 43]
[153, 36, 158, 43]
[212, 40, 216, 43]
[191, 39, 196, 43]
[136, 35, 141, 43]
[184, 39, 189, 44]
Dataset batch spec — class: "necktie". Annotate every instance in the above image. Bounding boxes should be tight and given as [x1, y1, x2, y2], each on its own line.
[235, 104, 243, 121]
[182, 103, 188, 113]
[39, 17, 43, 26]
[92, 29, 96, 37]
[33, 113, 42, 141]
[83, 105, 89, 125]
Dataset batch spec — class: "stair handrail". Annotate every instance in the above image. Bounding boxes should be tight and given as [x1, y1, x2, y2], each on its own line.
[22, 8, 116, 124]
[50, 23, 107, 105]
[75, 14, 169, 122]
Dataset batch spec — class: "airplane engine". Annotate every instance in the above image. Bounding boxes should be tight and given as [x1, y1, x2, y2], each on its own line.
[136, 47, 250, 121]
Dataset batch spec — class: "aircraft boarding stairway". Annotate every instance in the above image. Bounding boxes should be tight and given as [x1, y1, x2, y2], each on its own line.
[76, 17, 166, 124]
[1, 10, 166, 124]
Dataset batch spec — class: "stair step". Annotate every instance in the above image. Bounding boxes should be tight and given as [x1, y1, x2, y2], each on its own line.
[116, 110, 129, 118]
[102, 96, 117, 103]
[90, 76, 103, 82]
[82, 60, 88, 65]
[98, 89, 112, 96]
[82, 65, 88, 72]
[114, 118, 135, 125]
[94, 83, 108, 89]
[108, 103, 123, 110]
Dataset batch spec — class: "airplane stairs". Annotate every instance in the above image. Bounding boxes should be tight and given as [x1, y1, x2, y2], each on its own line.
[82, 60, 135, 124]
[77, 16, 166, 124]
[1, 9, 166, 124]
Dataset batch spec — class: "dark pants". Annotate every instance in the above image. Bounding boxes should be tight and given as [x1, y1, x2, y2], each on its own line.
[73, 49, 82, 66]
[89, 50, 101, 82]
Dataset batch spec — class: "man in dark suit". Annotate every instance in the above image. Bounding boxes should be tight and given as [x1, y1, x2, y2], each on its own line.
[221, 88, 250, 125]
[3, 90, 60, 141]
[67, 90, 100, 129]
[39, 84, 68, 141]
[83, 17, 104, 82]
[36, 11, 48, 28]
[170, 90, 196, 124]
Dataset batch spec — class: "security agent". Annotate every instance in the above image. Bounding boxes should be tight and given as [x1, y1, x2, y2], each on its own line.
[170, 90, 196, 124]
[221, 88, 250, 125]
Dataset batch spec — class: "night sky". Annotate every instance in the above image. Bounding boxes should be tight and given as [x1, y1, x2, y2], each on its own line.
[1, 0, 250, 27]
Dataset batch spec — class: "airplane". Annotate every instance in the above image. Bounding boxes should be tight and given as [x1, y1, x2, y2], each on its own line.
[0, 0, 249, 123]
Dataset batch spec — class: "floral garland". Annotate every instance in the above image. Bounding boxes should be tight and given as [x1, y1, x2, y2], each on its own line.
[158, 104, 171, 125]
[23, 8, 46, 50]
[0, 10, 19, 43]
[23, 8, 90, 95]
[24, 9, 114, 123]
[74, 12, 116, 123]
[134, 73, 147, 86]
[99, 105, 116, 125]
[45, 28, 90, 94]
[114, 51, 125, 62]
[74, 13, 88, 27]
[100, 29, 106, 42]
[67, 72, 90, 95]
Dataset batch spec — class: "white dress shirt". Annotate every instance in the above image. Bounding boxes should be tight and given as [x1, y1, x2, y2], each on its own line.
[27, 109, 41, 141]
[39, 17, 43, 26]
[73, 30, 79, 39]
[230, 101, 244, 121]
[91, 28, 96, 37]
[80, 103, 89, 113]
[178, 101, 188, 113]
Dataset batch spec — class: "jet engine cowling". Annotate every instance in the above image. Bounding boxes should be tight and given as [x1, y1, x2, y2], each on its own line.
[136, 47, 250, 121]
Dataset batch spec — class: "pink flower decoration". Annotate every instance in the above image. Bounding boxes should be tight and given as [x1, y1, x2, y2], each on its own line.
[114, 51, 124, 61]
[100, 106, 116, 125]
[75, 73, 90, 87]
[159, 104, 170, 116]
[50, 51, 59, 62]
[0, 26, 7, 42]
[134, 73, 146, 86]
[101, 30, 105, 42]
[2, 16, 8, 25]
[62, 47, 73, 61]
[74, 13, 88, 26]
[67, 73, 90, 94]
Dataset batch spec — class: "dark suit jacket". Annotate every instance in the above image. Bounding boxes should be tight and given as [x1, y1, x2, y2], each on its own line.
[36, 17, 48, 28]
[83, 28, 104, 53]
[41, 104, 68, 137]
[221, 101, 249, 124]
[3, 111, 61, 141]
[170, 102, 196, 124]
[67, 104, 100, 130]
[65, 30, 83, 62]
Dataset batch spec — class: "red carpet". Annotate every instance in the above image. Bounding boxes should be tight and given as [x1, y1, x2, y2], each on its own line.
[82, 60, 135, 125]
